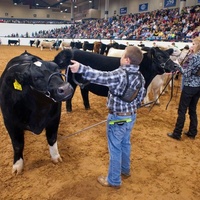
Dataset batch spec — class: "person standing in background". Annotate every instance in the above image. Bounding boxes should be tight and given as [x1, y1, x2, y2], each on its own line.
[167, 36, 200, 140]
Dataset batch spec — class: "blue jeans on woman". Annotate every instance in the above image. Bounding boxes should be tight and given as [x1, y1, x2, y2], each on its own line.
[106, 113, 136, 186]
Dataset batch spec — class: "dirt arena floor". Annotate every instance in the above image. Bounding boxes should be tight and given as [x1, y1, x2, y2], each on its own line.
[0, 45, 200, 200]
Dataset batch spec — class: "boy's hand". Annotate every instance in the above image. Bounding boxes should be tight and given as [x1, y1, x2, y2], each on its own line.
[69, 60, 80, 73]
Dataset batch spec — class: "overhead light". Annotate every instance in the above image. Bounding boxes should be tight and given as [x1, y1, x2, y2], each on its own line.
[89, 1, 92, 3]
[13, 0, 18, 4]
[60, 2, 63, 5]
[48, 6, 50, 9]
[36, 3, 39, 6]
[74, 5, 77, 8]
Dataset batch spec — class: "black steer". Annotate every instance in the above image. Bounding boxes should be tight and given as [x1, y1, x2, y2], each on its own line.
[8, 39, 20, 46]
[54, 47, 178, 112]
[30, 40, 35, 47]
[70, 41, 83, 49]
[0, 51, 74, 174]
[101, 42, 127, 55]
[82, 41, 94, 52]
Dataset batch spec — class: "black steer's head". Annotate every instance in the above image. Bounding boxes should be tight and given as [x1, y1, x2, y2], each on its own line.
[53, 49, 73, 69]
[15, 60, 74, 102]
[142, 47, 179, 74]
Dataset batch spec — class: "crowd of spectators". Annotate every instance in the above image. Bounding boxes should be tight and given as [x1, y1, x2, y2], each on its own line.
[3, 5, 200, 42]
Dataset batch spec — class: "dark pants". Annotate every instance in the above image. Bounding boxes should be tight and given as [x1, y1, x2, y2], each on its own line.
[174, 86, 200, 136]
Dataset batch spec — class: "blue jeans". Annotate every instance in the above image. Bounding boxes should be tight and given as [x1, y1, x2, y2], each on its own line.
[106, 113, 136, 186]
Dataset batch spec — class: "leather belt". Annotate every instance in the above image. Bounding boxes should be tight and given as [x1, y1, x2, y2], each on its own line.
[109, 110, 136, 116]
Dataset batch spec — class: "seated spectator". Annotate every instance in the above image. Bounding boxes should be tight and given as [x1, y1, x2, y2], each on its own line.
[185, 29, 194, 41]
[151, 29, 160, 40]
[191, 27, 200, 38]
[167, 31, 176, 41]
[158, 30, 166, 41]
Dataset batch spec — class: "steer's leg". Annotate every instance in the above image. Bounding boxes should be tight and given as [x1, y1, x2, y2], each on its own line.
[48, 141, 62, 163]
[5, 124, 24, 175]
[66, 98, 73, 112]
[143, 84, 151, 106]
[80, 88, 90, 110]
[153, 88, 160, 105]
[45, 104, 62, 163]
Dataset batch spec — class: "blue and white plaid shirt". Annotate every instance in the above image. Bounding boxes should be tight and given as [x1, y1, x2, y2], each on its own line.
[78, 64, 146, 113]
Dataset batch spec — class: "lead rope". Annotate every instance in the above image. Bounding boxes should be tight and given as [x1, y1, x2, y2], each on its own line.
[65, 66, 69, 82]
[59, 74, 173, 141]
[59, 119, 107, 140]
[143, 71, 177, 112]
[58, 73, 173, 141]
[147, 50, 191, 112]
[165, 72, 175, 110]
[59, 77, 171, 141]
[59, 65, 178, 140]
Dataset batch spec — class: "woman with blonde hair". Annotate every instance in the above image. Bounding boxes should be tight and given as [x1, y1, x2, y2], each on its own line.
[167, 36, 200, 140]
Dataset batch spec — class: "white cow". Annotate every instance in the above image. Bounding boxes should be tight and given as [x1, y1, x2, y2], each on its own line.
[59, 41, 71, 50]
[38, 40, 55, 50]
[107, 47, 146, 57]
[107, 47, 124, 57]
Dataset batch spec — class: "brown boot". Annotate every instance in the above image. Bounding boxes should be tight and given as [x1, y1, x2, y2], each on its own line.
[97, 175, 121, 189]
[121, 173, 131, 179]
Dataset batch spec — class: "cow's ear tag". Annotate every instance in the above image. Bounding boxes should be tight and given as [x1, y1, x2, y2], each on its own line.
[13, 79, 22, 91]
[34, 61, 42, 67]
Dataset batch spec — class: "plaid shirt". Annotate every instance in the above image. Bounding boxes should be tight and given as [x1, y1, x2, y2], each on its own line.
[78, 64, 146, 113]
[182, 52, 200, 87]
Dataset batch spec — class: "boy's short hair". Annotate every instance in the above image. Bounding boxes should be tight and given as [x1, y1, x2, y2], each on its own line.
[124, 46, 143, 65]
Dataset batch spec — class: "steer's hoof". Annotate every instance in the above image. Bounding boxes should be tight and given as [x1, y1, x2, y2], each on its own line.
[52, 156, 63, 164]
[12, 168, 23, 175]
[12, 158, 24, 175]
